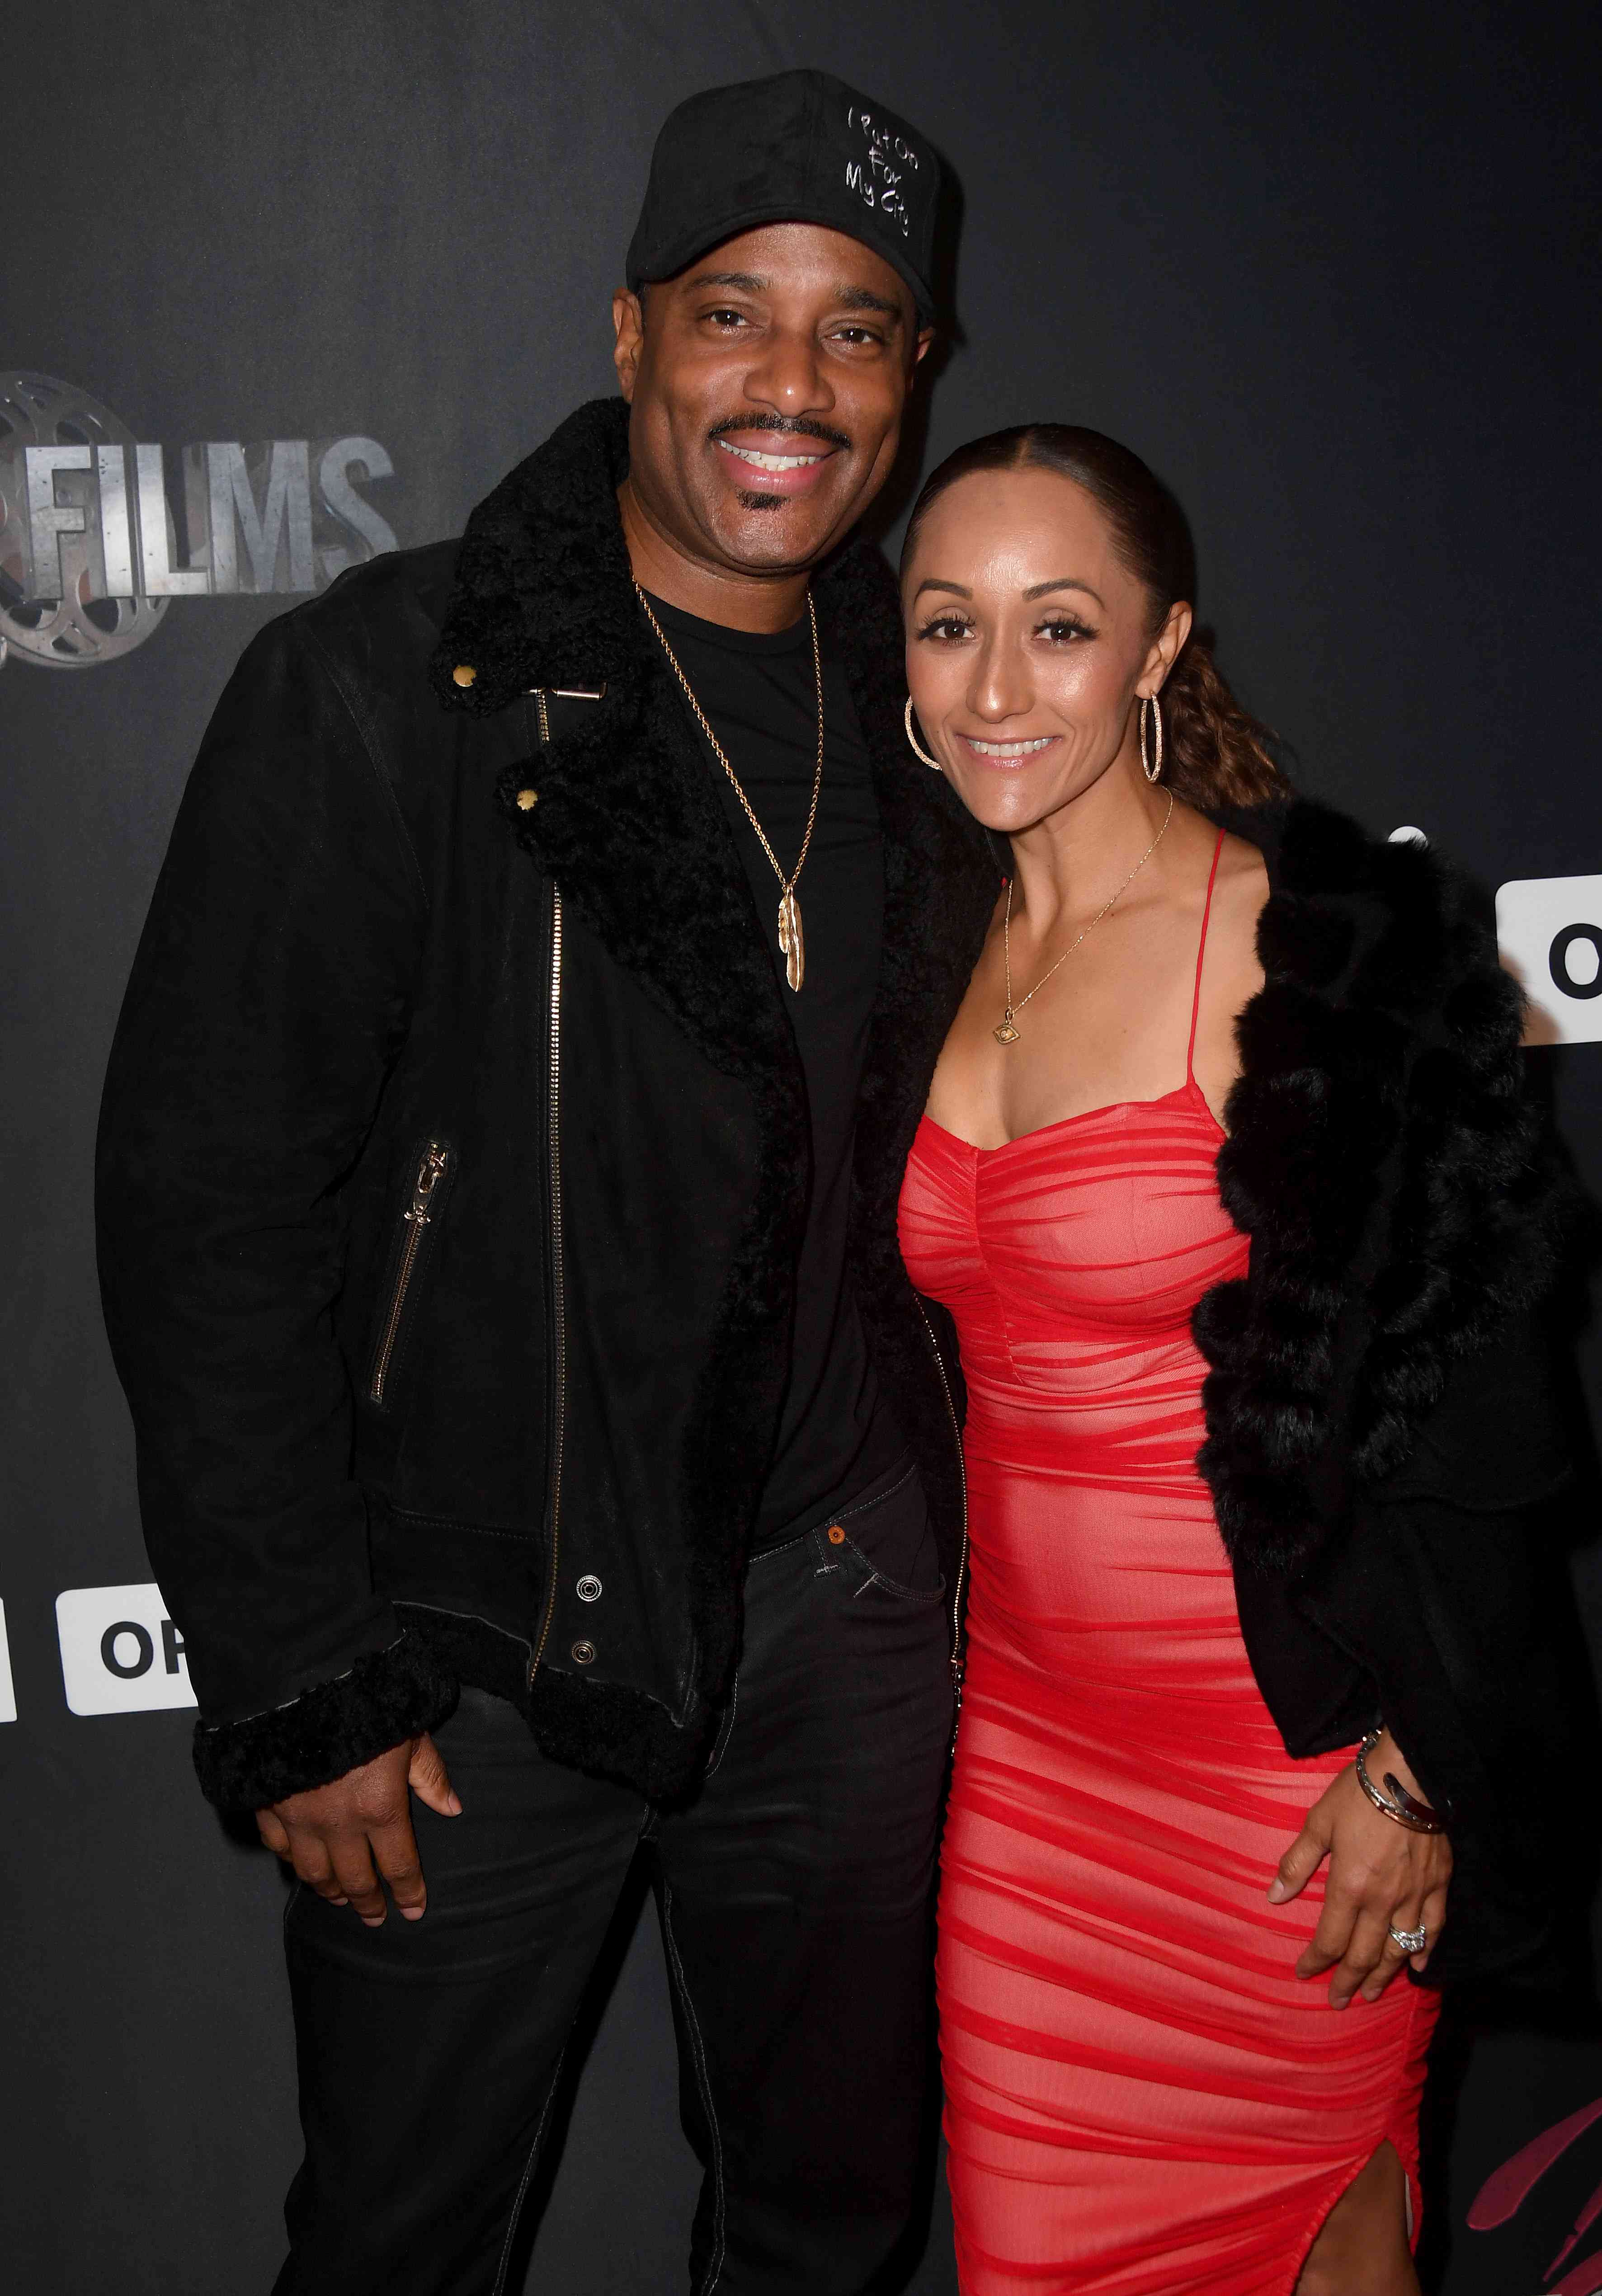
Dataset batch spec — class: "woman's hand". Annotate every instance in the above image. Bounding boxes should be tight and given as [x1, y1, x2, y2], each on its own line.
[1267, 1730, 1453, 2007]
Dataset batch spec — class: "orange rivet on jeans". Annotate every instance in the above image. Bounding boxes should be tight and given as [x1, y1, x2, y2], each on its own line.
[827, 1524, 845, 1545]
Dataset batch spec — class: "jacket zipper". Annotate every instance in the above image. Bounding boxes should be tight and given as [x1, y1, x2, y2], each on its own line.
[529, 876, 566, 1679]
[914, 1295, 968, 1710]
[369, 1142, 450, 1404]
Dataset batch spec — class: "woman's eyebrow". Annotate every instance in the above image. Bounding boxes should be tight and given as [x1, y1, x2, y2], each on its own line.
[912, 576, 1107, 606]
[1023, 577, 1105, 605]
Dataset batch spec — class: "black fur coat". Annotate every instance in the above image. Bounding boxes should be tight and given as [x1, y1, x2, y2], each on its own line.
[1192, 798, 1588, 1986]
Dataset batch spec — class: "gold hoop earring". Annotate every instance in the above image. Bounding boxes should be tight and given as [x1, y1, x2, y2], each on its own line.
[905, 695, 942, 772]
[1139, 692, 1164, 784]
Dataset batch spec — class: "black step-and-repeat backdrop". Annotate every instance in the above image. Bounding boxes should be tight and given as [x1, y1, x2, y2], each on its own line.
[5, 6, 1599, 2290]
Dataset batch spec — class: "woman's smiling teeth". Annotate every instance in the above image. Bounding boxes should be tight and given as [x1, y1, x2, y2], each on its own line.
[963, 734, 1056, 758]
[716, 439, 829, 473]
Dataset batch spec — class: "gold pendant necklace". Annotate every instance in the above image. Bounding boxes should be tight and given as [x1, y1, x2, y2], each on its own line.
[995, 790, 1174, 1045]
[635, 584, 824, 993]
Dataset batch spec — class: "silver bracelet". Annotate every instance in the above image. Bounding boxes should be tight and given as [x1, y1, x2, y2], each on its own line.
[1354, 1730, 1447, 1835]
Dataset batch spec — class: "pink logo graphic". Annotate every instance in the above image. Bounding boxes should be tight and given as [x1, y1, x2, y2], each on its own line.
[1469, 2097, 1602, 2294]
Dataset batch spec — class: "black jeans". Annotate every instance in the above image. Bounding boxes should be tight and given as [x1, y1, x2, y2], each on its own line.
[274, 1459, 952, 2295]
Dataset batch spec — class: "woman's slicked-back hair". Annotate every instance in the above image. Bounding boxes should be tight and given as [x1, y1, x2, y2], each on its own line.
[901, 425, 1288, 810]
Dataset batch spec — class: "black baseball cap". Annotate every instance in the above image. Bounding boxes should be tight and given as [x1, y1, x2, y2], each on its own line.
[626, 69, 941, 326]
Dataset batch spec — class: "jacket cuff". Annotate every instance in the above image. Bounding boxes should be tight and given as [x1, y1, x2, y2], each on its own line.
[191, 1634, 459, 1810]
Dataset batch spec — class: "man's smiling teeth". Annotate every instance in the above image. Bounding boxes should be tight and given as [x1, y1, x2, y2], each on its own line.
[966, 735, 1055, 757]
[716, 439, 828, 472]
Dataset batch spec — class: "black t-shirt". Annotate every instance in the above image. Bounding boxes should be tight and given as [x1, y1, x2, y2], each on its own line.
[645, 593, 906, 1548]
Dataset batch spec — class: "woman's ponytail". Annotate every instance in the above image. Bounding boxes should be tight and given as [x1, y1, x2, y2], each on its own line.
[1159, 628, 1286, 809]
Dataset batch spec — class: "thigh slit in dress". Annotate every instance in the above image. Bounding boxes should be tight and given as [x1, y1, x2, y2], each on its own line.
[899, 834, 1437, 2295]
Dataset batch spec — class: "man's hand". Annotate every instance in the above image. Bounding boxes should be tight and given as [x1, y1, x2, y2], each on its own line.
[256, 1733, 460, 1925]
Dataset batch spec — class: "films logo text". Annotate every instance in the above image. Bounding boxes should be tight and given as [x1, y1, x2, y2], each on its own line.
[1, 370, 399, 668]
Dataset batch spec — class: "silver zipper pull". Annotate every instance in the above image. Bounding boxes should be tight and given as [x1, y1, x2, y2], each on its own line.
[370, 1142, 450, 1407]
[405, 1143, 448, 1226]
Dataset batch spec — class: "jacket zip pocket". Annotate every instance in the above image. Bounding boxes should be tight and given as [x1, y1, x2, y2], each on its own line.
[529, 880, 566, 1679]
[914, 1294, 969, 1713]
[368, 1141, 451, 1405]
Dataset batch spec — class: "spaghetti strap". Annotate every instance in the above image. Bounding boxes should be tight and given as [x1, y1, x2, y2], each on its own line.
[1186, 829, 1228, 1082]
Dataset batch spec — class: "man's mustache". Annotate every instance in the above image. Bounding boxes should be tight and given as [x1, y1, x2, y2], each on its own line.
[707, 412, 853, 452]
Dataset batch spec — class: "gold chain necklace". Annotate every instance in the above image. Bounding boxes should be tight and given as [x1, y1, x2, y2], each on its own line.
[635, 583, 823, 993]
[995, 790, 1175, 1044]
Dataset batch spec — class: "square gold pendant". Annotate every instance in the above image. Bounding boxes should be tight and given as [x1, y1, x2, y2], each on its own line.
[993, 1019, 1021, 1045]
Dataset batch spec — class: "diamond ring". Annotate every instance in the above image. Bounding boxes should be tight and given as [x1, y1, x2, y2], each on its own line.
[1388, 1921, 1428, 1955]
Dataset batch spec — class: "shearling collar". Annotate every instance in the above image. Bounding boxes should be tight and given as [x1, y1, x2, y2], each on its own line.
[428, 396, 997, 1117]
[430, 395, 656, 710]
[432, 397, 792, 1105]
[1196, 796, 1568, 1570]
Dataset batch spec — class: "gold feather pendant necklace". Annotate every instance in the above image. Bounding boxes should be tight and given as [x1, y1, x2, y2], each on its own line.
[636, 584, 824, 993]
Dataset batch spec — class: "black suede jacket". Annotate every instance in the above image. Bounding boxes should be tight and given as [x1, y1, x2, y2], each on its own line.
[97, 398, 998, 1812]
[98, 397, 1586, 1984]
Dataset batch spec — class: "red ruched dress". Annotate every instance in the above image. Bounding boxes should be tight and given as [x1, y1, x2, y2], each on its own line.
[898, 837, 1437, 2294]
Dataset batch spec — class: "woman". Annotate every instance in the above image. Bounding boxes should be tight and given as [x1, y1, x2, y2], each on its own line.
[894, 425, 1582, 2294]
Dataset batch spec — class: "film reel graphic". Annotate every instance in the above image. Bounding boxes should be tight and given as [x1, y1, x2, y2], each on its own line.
[0, 371, 169, 668]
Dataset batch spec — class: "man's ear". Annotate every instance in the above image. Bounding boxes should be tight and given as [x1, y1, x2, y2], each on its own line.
[912, 326, 936, 371]
[613, 287, 646, 403]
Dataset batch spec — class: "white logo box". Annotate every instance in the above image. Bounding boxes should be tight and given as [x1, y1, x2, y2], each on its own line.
[56, 1583, 196, 1715]
[1497, 875, 1602, 1046]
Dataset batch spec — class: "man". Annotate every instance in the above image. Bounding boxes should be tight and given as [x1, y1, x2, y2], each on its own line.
[97, 68, 997, 2296]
